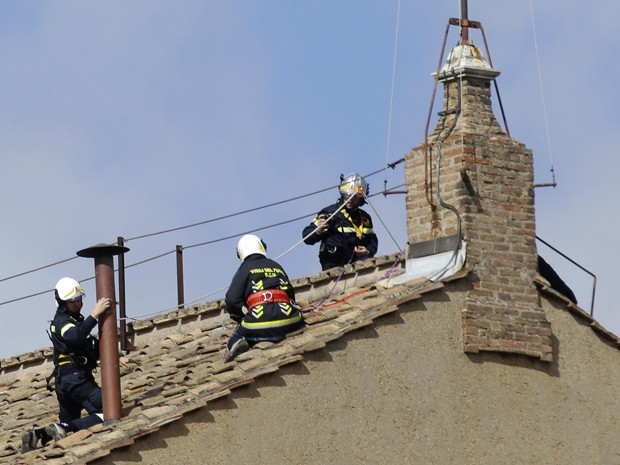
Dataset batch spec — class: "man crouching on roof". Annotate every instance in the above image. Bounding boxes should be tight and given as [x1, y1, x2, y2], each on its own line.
[22, 277, 109, 453]
[224, 234, 304, 362]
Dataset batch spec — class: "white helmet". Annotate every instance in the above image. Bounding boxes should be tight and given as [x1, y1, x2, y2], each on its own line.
[236, 234, 267, 261]
[55, 277, 85, 302]
[339, 173, 368, 200]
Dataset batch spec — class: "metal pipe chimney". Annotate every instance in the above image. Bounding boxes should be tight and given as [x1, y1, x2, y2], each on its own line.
[77, 243, 129, 424]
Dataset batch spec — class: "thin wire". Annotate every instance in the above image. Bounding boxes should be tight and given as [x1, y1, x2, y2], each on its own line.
[124, 285, 228, 321]
[137, 194, 357, 316]
[127, 200, 351, 319]
[384, 0, 402, 188]
[0, 164, 406, 289]
[0, 256, 79, 284]
[124, 250, 176, 269]
[0, 208, 321, 309]
[0, 288, 54, 306]
[364, 197, 403, 252]
[0, 274, 95, 307]
[122, 164, 403, 243]
[0, 168, 407, 310]
[126, 185, 406, 319]
[124, 184, 337, 242]
[528, 0, 556, 184]
[129, 182, 407, 317]
[0, 182, 407, 310]
[184, 213, 312, 250]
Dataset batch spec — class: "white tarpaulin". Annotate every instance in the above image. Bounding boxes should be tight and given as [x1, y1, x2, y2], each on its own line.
[379, 241, 467, 288]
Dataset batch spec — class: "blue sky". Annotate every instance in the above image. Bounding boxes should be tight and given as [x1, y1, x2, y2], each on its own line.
[1, 1, 618, 358]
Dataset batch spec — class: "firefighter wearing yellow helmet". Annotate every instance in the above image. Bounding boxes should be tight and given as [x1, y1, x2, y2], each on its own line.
[303, 173, 378, 270]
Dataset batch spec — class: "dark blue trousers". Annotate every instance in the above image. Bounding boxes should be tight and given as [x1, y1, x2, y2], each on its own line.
[55, 370, 103, 432]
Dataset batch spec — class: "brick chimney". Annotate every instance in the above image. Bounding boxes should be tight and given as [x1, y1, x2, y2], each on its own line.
[405, 40, 553, 361]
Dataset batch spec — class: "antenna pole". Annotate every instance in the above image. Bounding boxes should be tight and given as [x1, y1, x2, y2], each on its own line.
[460, 0, 469, 43]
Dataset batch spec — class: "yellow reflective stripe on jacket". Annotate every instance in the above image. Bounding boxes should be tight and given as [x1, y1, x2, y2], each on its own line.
[60, 322, 75, 337]
[241, 313, 303, 329]
[340, 209, 364, 238]
[337, 225, 374, 234]
[57, 353, 73, 366]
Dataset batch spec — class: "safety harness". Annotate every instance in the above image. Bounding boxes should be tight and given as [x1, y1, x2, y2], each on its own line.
[45, 327, 99, 402]
[246, 289, 290, 310]
[339, 208, 372, 238]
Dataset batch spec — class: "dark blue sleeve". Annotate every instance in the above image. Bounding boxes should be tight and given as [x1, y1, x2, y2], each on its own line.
[303, 205, 337, 245]
[225, 265, 248, 321]
[61, 315, 98, 350]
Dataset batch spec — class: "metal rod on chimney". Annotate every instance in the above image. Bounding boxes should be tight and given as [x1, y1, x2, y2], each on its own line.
[176, 245, 185, 310]
[116, 236, 128, 352]
[460, 0, 469, 43]
[77, 243, 129, 424]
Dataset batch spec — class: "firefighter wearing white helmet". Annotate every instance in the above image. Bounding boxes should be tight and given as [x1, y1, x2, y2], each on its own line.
[236, 233, 267, 261]
[224, 235, 304, 362]
[22, 278, 111, 452]
[54, 277, 86, 307]
[302, 172, 378, 270]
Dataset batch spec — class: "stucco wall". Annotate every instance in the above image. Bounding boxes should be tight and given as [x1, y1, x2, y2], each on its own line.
[95, 280, 620, 465]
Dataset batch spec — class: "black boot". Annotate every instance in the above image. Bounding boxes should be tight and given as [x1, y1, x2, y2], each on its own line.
[21, 426, 51, 453]
[21, 429, 38, 453]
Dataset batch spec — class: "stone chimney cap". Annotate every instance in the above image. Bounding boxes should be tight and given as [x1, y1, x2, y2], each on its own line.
[434, 43, 501, 81]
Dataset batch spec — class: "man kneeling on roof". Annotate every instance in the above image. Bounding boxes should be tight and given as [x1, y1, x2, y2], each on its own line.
[224, 234, 304, 362]
[22, 277, 110, 453]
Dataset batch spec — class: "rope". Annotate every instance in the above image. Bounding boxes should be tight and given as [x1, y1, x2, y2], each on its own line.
[127, 183, 402, 319]
[125, 194, 357, 319]
[528, 0, 556, 185]
[383, 0, 402, 191]
[128, 181, 407, 319]
[382, 249, 405, 280]
[306, 250, 357, 312]
[274, 191, 357, 261]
